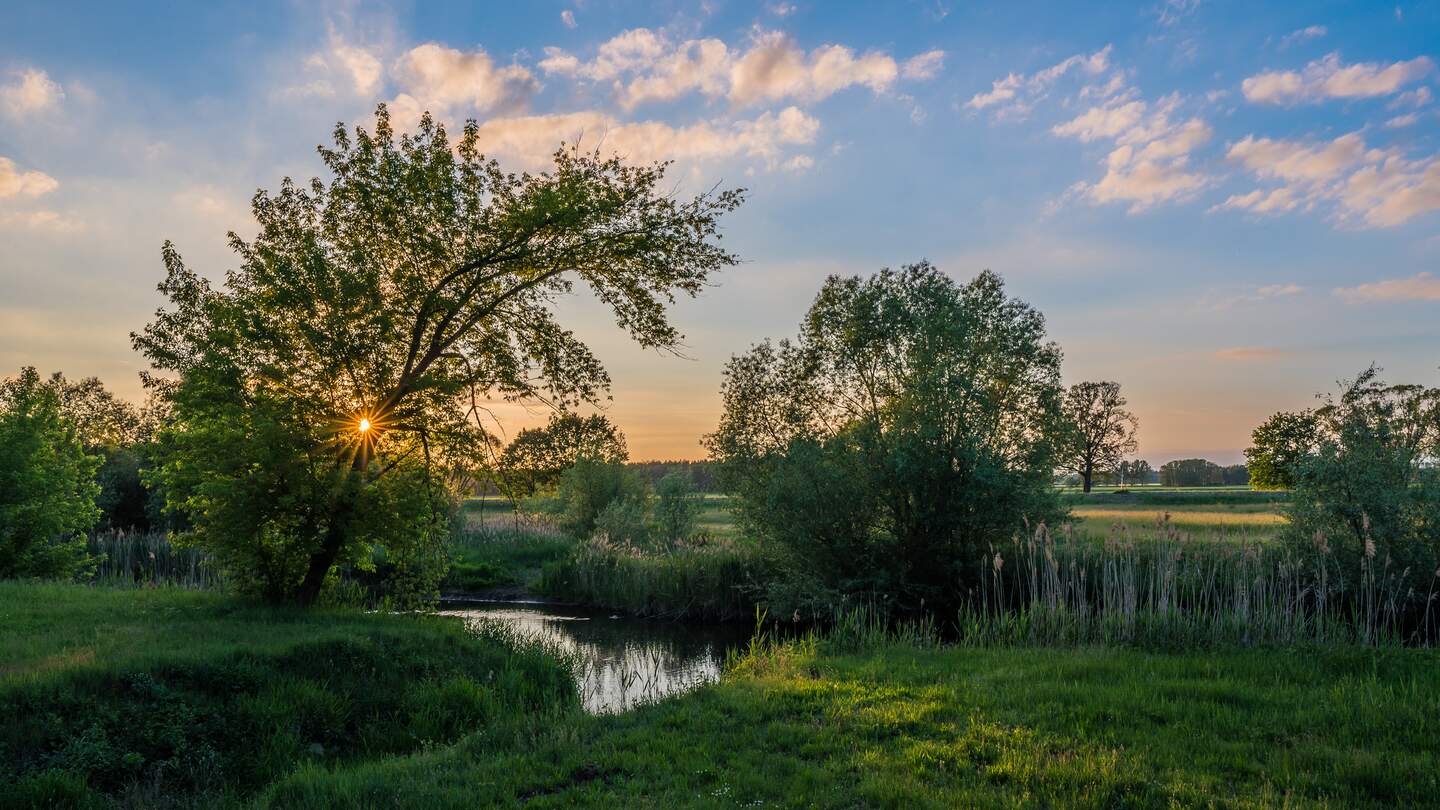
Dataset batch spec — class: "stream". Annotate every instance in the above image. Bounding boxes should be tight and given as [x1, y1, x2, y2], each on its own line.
[442, 601, 753, 714]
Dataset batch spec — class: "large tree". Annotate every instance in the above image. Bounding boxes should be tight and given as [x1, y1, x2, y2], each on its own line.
[135, 106, 743, 604]
[1245, 409, 1318, 490]
[0, 368, 101, 579]
[1059, 381, 1138, 493]
[706, 264, 1066, 615]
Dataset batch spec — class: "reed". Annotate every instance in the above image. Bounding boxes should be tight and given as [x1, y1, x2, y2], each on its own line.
[963, 516, 1438, 648]
[85, 530, 222, 590]
[538, 534, 767, 621]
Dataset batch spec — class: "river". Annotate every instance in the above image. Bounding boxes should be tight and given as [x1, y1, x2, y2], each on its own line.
[441, 601, 753, 714]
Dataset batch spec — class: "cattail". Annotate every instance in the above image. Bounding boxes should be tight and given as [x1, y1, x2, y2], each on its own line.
[1313, 531, 1330, 554]
[1364, 536, 1376, 559]
[993, 553, 1004, 573]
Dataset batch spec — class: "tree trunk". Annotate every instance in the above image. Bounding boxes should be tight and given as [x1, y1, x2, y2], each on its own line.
[293, 463, 363, 606]
[1081, 463, 1093, 493]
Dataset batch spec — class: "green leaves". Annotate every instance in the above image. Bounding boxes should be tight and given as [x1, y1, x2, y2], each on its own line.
[706, 263, 1066, 615]
[0, 368, 101, 579]
[134, 105, 742, 602]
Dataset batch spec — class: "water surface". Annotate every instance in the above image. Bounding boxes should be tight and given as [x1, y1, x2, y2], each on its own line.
[443, 601, 751, 714]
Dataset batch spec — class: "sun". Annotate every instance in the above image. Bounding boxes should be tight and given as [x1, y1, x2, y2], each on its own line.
[358, 418, 371, 433]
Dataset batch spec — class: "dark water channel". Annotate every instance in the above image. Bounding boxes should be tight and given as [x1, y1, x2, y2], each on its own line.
[441, 601, 752, 714]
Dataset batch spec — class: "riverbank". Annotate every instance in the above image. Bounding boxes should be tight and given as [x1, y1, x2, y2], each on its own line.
[0, 583, 576, 807]
[266, 632, 1440, 808]
[6, 582, 1438, 807]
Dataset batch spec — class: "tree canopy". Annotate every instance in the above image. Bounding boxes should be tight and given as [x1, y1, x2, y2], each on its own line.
[497, 412, 628, 497]
[1058, 380, 1138, 493]
[134, 105, 743, 604]
[706, 263, 1065, 615]
[0, 368, 100, 579]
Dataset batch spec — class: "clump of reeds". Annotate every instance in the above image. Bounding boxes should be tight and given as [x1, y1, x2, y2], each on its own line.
[538, 533, 767, 621]
[86, 530, 222, 590]
[963, 515, 1438, 648]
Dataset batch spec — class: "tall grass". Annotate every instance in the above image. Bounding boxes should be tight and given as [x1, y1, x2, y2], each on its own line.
[962, 517, 1439, 648]
[538, 534, 767, 621]
[86, 530, 222, 590]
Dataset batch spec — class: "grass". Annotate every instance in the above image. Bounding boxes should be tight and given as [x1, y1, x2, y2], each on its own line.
[1067, 504, 1287, 544]
[444, 527, 575, 595]
[0, 582, 576, 807]
[537, 535, 767, 621]
[262, 632, 1440, 808]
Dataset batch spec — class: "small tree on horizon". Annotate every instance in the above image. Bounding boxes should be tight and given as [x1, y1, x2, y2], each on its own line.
[1059, 381, 1139, 493]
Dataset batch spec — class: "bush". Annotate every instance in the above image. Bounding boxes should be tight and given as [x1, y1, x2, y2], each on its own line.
[555, 457, 650, 539]
[1280, 369, 1440, 607]
[652, 471, 702, 545]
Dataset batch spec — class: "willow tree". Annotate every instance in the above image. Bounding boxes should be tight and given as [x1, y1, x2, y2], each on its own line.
[135, 106, 743, 604]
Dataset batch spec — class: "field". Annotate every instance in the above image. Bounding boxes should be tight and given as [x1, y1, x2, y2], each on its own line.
[267, 630, 1440, 808]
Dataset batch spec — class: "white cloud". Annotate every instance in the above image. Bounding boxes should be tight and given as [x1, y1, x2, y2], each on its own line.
[781, 154, 814, 172]
[389, 43, 539, 128]
[725, 31, 899, 106]
[1386, 113, 1420, 128]
[1242, 52, 1434, 104]
[967, 45, 1112, 118]
[1, 68, 64, 116]
[1389, 86, 1432, 109]
[1052, 101, 1146, 141]
[333, 41, 384, 96]
[767, 2, 797, 16]
[1222, 132, 1440, 227]
[901, 50, 946, 80]
[1279, 25, 1327, 48]
[1155, 0, 1202, 27]
[1334, 272, 1440, 302]
[467, 106, 819, 170]
[542, 28, 917, 110]
[0, 156, 59, 198]
[1053, 95, 1213, 212]
[1227, 133, 1370, 183]
[561, 10, 577, 29]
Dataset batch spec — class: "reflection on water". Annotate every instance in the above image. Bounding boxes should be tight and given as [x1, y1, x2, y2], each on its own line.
[442, 601, 752, 714]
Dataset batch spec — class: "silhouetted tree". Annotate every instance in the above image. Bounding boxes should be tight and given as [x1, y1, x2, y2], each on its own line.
[1059, 381, 1139, 493]
[135, 106, 743, 604]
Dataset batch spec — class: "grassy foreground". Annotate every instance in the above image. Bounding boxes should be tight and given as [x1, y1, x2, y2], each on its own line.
[267, 636, 1439, 808]
[0, 583, 576, 808]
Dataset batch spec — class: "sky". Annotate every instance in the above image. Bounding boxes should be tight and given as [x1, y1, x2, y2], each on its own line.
[2, 0, 1438, 464]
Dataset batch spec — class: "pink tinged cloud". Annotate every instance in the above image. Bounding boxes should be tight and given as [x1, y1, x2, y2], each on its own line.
[1213, 347, 1286, 361]
[1242, 53, 1434, 104]
[1334, 272, 1440, 302]
[0, 156, 58, 198]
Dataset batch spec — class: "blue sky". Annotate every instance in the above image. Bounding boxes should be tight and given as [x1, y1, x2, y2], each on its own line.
[2, 0, 1438, 462]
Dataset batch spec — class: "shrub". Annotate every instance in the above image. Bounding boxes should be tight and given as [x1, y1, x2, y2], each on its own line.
[1278, 369, 1440, 607]
[651, 471, 702, 545]
[555, 457, 650, 539]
